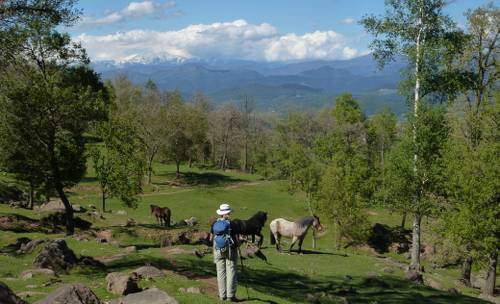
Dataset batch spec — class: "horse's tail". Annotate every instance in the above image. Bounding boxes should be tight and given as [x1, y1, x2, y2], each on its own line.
[270, 230, 276, 245]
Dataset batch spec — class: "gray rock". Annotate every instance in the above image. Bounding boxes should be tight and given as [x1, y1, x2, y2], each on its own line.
[20, 268, 56, 280]
[19, 238, 49, 254]
[0, 281, 27, 304]
[405, 269, 423, 284]
[179, 287, 202, 294]
[105, 272, 141, 295]
[109, 288, 178, 304]
[123, 246, 137, 253]
[34, 283, 101, 304]
[72, 205, 86, 213]
[132, 266, 165, 280]
[33, 239, 77, 273]
[184, 217, 198, 227]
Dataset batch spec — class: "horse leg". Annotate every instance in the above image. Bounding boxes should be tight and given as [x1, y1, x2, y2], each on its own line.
[289, 236, 298, 254]
[252, 234, 255, 244]
[298, 237, 304, 255]
[257, 232, 264, 247]
[275, 233, 281, 252]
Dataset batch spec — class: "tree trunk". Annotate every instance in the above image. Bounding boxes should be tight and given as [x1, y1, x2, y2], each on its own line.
[410, 213, 422, 271]
[401, 212, 407, 229]
[28, 182, 34, 210]
[176, 161, 180, 178]
[410, 14, 424, 273]
[101, 190, 106, 213]
[188, 157, 192, 168]
[147, 154, 154, 185]
[460, 255, 472, 287]
[55, 184, 74, 235]
[483, 251, 497, 296]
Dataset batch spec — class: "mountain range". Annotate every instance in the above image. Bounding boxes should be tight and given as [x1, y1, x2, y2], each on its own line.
[92, 54, 409, 116]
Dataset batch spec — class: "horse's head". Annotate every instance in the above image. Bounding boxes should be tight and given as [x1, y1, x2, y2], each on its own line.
[312, 215, 323, 231]
[150, 204, 157, 213]
[259, 211, 268, 223]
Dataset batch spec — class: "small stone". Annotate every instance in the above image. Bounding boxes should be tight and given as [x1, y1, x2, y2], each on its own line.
[105, 272, 141, 295]
[20, 269, 56, 280]
[96, 230, 113, 243]
[132, 266, 165, 280]
[123, 246, 137, 253]
[108, 288, 178, 304]
[116, 210, 127, 215]
[184, 287, 202, 294]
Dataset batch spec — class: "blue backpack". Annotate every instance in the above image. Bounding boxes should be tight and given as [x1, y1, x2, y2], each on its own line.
[213, 219, 232, 251]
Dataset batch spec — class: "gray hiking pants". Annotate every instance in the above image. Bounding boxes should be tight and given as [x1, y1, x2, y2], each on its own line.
[214, 247, 238, 299]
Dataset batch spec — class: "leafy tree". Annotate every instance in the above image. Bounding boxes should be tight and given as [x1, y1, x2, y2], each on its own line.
[160, 92, 195, 177]
[362, 0, 458, 271]
[435, 4, 499, 288]
[441, 95, 499, 294]
[90, 116, 144, 212]
[0, 20, 109, 234]
[0, 0, 80, 66]
[281, 141, 322, 248]
[136, 80, 164, 184]
[380, 103, 449, 267]
[316, 94, 371, 248]
[209, 104, 242, 170]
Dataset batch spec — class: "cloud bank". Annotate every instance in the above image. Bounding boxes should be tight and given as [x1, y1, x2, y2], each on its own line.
[76, 19, 361, 63]
[79, 0, 178, 27]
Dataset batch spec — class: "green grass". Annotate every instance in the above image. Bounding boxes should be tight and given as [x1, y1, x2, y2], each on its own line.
[0, 164, 491, 303]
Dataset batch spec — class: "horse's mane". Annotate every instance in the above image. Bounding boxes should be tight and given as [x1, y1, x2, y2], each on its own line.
[296, 216, 315, 228]
[248, 211, 267, 224]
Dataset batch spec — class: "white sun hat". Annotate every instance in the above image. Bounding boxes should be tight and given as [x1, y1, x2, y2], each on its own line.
[216, 203, 232, 215]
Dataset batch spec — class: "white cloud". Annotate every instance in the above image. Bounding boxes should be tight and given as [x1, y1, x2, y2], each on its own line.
[79, 0, 177, 27]
[123, 1, 155, 17]
[76, 19, 360, 62]
[341, 18, 357, 25]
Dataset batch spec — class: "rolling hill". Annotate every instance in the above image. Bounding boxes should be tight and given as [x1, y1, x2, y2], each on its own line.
[92, 55, 409, 116]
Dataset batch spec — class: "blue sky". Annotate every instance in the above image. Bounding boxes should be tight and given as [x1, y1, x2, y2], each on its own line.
[69, 0, 493, 63]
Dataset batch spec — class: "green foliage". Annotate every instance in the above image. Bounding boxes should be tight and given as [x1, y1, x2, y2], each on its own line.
[90, 116, 145, 210]
[379, 103, 449, 216]
[316, 95, 371, 246]
[441, 95, 500, 263]
[0, 17, 109, 233]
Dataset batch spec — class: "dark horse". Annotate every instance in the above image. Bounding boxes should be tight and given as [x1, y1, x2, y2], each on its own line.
[150, 204, 171, 227]
[231, 211, 267, 247]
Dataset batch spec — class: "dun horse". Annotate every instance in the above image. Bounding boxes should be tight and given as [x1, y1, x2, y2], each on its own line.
[231, 211, 268, 247]
[270, 215, 322, 254]
[150, 204, 171, 227]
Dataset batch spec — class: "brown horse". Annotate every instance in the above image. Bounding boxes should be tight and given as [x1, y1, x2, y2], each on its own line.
[150, 204, 171, 227]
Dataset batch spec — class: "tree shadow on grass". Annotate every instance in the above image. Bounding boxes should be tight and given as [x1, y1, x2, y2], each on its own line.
[71, 250, 488, 304]
[177, 257, 488, 304]
[154, 171, 244, 187]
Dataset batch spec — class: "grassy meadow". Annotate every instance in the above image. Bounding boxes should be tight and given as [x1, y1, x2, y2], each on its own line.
[0, 164, 492, 304]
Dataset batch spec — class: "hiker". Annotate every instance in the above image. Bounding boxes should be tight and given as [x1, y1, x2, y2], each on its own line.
[210, 203, 240, 302]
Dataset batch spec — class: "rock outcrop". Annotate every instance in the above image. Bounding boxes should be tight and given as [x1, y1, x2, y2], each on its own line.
[105, 272, 141, 295]
[34, 284, 102, 304]
[109, 288, 178, 304]
[33, 239, 78, 273]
